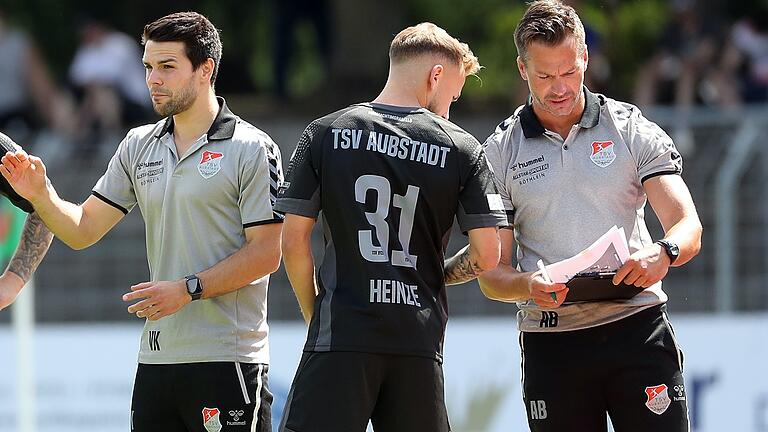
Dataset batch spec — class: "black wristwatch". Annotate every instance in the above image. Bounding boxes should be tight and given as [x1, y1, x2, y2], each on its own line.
[184, 274, 203, 301]
[656, 240, 680, 265]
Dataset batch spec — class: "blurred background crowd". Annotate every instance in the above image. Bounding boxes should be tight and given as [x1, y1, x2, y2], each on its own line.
[0, 0, 766, 322]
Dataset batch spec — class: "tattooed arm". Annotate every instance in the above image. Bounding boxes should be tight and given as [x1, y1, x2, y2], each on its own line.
[0, 212, 54, 310]
[444, 227, 501, 286]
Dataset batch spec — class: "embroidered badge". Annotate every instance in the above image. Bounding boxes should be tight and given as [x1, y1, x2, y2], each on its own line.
[198, 150, 224, 179]
[590, 141, 616, 167]
[202, 407, 223, 432]
[645, 384, 672, 415]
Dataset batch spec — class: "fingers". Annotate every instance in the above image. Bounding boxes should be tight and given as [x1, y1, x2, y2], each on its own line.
[532, 283, 568, 309]
[127, 295, 166, 320]
[123, 285, 153, 302]
[133, 302, 164, 320]
[14, 150, 29, 162]
[0, 164, 12, 182]
[1, 151, 36, 182]
[2, 151, 29, 170]
[130, 281, 154, 292]
[127, 297, 153, 314]
[613, 264, 632, 285]
[615, 270, 659, 288]
[614, 259, 663, 288]
[28, 156, 45, 173]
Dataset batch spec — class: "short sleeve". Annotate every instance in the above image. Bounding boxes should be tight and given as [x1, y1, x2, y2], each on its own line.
[482, 129, 515, 227]
[629, 109, 683, 183]
[92, 135, 136, 214]
[274, 121, 323, 218]
[456, 135, 508, 233]
[241, 138, 284, 227]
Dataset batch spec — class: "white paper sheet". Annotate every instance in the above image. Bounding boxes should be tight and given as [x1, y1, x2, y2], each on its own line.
[541, 225, 630, 283]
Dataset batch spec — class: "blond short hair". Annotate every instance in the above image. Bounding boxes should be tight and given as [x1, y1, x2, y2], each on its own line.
[389, 22, 481, 76]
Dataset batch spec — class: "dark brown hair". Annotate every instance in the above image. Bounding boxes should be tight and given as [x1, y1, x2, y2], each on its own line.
[142, 12, 222, 87]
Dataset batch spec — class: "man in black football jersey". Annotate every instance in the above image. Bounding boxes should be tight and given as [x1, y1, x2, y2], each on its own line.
[275, 22, 506, 432]
[0, 133, 53, 310]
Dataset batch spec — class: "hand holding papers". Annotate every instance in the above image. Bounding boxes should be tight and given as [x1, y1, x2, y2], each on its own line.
[540, 226, 643, 303]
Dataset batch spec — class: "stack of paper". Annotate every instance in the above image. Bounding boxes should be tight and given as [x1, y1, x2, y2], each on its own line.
[542, 225, 629, 283]
[538, 226, 641, 303]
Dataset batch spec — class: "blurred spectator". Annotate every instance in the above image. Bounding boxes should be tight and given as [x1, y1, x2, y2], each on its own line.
[68, 17, 151, 150]
[633, 0, 722, 108]
[0, 9, 69, 141]
[272, 0, 331, 99]
[716, 8, 768, 105]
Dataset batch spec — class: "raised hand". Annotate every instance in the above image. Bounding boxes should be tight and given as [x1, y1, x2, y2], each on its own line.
[0, 150, 49, 204]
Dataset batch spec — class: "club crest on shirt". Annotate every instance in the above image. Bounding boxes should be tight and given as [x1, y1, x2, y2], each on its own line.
[198, 150, 224, 179]
[645, 384, 672, 415]
[590, 140, 616, 168]
[202, 407, 222, 432]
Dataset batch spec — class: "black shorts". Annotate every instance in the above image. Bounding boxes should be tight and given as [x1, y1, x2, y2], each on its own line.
[521, 304, 689, 432]
[279, 351, 449, 432]
[131, 362, 273, 432]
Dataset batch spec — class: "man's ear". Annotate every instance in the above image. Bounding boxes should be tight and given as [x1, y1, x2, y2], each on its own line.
[517, 56, 528, 81]
[427, 64, 444, 91]
[200, 58, 215, 83]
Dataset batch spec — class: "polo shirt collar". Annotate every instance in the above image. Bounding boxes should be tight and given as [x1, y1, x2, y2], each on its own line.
[519, 86, 601, 138]
[155, 96, 237, 140]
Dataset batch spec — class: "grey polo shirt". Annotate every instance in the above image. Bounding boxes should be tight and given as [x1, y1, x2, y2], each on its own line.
[484, 88, 682, 332]
[93, 97, 283, 363]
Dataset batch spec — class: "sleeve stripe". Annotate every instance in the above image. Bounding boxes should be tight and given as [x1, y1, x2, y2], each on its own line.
[267, 147, 282, 206]
[244, 217, 284, 228]
[641, 170, 681, 183]
[91, 191, 129, 215]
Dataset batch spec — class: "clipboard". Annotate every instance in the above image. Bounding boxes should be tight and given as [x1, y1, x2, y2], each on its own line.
[564, 272, 644, 303]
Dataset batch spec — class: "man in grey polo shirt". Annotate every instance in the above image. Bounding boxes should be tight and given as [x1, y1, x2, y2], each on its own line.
[476, 2, 702, 431]
[1, 12, 281, 432]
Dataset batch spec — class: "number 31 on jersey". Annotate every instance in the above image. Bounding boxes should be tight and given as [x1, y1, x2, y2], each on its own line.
[355, 174, 419, 268]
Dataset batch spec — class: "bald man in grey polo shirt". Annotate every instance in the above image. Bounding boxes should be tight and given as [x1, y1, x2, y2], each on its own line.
[475, 2, 702, 432]
[1, 12, 281, 432]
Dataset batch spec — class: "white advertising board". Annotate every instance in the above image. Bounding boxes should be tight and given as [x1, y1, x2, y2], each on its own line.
[1, 314, 766, 431]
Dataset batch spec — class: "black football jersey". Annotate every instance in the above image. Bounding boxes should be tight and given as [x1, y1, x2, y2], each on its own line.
[276, 103, 506, 360]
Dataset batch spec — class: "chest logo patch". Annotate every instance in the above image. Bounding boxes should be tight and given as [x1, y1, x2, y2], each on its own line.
[202, 407, 222, 432]
[590, 141, 616, 168]
[198, 150, 224, 179]
[644, 384, 672, 415]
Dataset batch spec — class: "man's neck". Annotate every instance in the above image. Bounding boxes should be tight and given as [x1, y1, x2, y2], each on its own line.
[172, 91, 219, 155]
[372, 80, 424, 109]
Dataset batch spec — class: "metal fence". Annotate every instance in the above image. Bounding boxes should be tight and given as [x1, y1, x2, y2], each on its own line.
[3, 104, 766, 323]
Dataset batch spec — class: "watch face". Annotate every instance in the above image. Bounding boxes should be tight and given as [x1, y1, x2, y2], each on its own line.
[186, 277, 199, 294]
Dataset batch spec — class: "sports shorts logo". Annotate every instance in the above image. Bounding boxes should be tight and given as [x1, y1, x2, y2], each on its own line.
[202, 407, 222, 432]
[590, 141, 616, 167]
[645, 384, 672, 415]
[198, 150, 224, 179]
